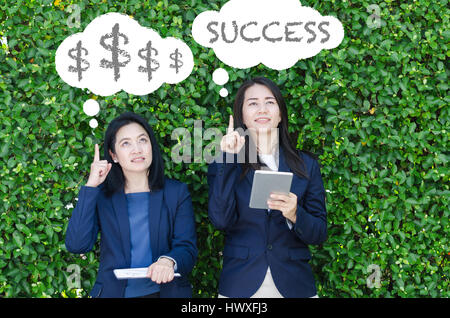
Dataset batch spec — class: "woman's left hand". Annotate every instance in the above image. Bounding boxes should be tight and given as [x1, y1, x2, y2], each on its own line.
[147, 258, 175, 284]
[267, 192, 298, 223]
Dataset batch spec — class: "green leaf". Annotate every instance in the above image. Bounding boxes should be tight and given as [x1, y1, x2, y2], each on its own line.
[305, 74, 313, 86]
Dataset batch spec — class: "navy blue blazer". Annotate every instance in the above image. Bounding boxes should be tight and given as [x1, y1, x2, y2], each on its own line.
[65, 178, 197, 298]
[208, 149, 327, 297]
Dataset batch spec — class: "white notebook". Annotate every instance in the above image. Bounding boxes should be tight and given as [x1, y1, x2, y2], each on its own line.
[113, 267, 181, 280]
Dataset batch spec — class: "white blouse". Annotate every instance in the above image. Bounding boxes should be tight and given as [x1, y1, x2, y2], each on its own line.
[251, 152, 284, 297]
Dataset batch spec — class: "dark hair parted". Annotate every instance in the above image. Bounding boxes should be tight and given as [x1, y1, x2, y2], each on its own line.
[102, 111, 165, 196]
[233, 76, 313, 180]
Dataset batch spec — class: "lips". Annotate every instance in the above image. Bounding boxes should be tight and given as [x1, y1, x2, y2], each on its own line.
[131, 157, 145, 162]
[255, 117, 271, 123]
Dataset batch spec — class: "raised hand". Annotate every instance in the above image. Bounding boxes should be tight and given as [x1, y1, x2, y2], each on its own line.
[85, 144, 112, 187]
[220, 115, 245, 154]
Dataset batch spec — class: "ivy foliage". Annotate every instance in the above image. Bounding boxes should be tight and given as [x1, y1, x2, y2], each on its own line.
[0, 0, 448, 297]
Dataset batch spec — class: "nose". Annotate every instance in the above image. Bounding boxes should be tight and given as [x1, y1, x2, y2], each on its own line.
[131, 141, 143, 153]
[257, 103, 269, 114]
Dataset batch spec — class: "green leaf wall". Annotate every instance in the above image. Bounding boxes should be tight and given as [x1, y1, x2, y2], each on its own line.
[0, 0, 448, 297]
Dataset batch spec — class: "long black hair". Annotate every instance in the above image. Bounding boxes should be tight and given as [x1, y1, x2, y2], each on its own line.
[102, 111, 165, 196]
[233, 77, 310, 180]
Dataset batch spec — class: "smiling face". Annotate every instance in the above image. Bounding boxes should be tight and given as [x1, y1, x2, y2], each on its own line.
[109, 122, 152, 175]
[242, 83, 281, 131]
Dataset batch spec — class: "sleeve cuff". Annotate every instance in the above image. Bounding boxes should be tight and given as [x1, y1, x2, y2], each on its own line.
[286, 219, 294, 230]
[158, 256, 178, 272]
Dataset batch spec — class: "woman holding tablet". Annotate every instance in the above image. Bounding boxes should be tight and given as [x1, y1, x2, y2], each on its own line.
[65, 112, 197, 298]
[208, 77, 327, 298]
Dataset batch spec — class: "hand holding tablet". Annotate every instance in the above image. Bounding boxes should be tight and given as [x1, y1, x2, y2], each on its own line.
[249, 170, 298, 223]
[249, 170, 293, 209]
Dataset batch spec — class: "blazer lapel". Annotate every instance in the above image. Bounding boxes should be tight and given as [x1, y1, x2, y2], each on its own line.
[149, 189, 163, 262]
[111, 189, 131, 266]
[278, 147, 290, 173]
[244, 164, 255, 187]
[271, 147, 303, 204]
[279, 147, 305, 203]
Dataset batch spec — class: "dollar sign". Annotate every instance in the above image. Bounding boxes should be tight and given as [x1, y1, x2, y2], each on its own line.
[138, 40, 160, 82]
[68, 40, 90, 81]
[99, 23, 131, 81]
[169, 48, 183, 74]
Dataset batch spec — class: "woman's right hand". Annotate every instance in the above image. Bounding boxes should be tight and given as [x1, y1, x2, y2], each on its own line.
[220, 115, 245, 154]
[85, 144, 112, 188]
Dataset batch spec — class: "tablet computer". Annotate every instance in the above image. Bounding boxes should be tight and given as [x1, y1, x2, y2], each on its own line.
[249, 170, 293, 209]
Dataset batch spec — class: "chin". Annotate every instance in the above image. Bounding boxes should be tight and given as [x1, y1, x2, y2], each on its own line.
[124, 163, 151, 174]
[254, 125, 277, 131]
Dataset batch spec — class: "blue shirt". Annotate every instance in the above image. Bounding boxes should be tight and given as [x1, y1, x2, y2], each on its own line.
[124, 192, 160, 298]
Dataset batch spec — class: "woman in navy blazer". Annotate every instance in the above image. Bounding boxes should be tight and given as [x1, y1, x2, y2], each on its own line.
[208, 77, 327, 298]
[66, 112, 197, 298]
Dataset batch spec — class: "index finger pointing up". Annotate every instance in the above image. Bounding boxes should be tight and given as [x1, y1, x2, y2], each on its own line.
[227, 115, 234, 134]
[94, 143, 100, 162]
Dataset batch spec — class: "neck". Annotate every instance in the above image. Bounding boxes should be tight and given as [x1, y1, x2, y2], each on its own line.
[124, 171, 150, 193]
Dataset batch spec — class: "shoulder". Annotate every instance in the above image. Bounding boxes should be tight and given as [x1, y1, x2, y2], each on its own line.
[161, 178, 192, 212]
[207, 152, 238, 171]
[97, 183, 113, 200]
[298, 149, 319, 162]
[298, 150, 322, 176]
[162, 177, 189, 194]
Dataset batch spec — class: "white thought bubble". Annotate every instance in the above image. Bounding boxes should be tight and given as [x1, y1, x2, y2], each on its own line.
[212, 67, 230, 97]
[192, 0, 344, 70]
[212, 68, 229, 86]
[83, 99, 100, 116]
[55, 13, 194, 96]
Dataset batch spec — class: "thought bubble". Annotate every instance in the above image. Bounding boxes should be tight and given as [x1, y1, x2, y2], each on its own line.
[212, 68, 229, 85]
[192, 0, 344, 70]
[212, 68, 229, 97]
[83, 99, 100, 128]
[83, 99, 99, 116]
[55, 12, 194, 96]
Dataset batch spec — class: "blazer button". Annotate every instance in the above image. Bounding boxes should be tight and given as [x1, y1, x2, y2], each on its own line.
[267, 244, 273, 250]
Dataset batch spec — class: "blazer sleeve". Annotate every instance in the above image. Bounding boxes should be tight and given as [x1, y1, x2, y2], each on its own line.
[65, 186, 100, 254]
[163, 183, 198, 277]
[207, 152, 240, 231]
[293, 158, 328, 245]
